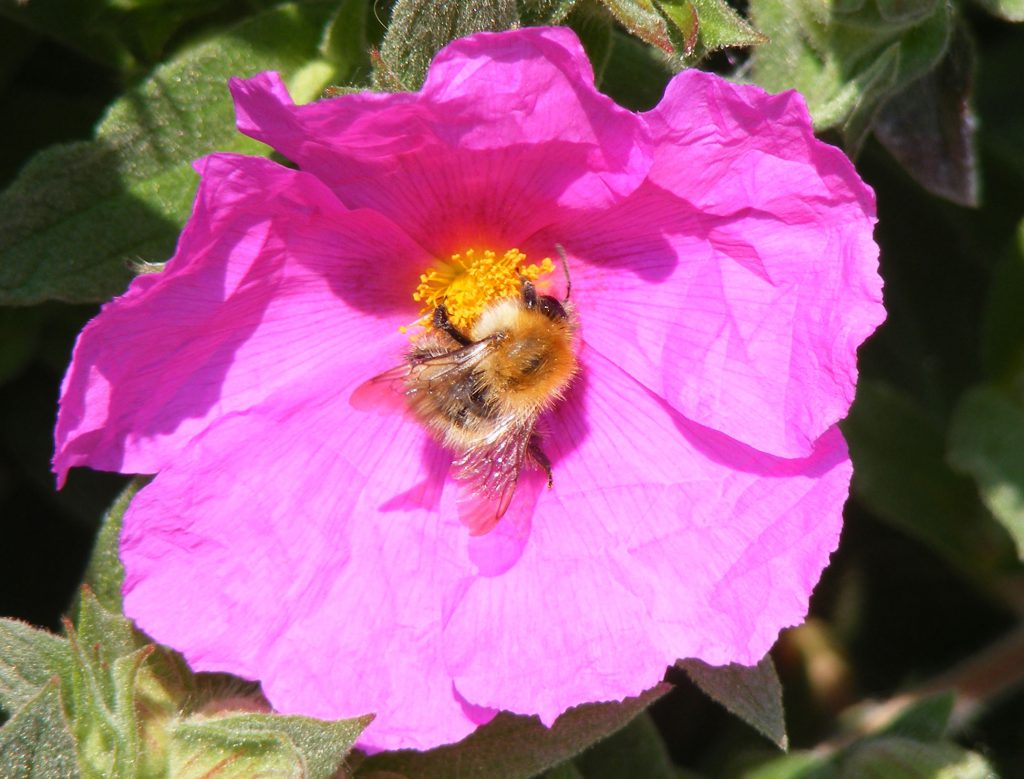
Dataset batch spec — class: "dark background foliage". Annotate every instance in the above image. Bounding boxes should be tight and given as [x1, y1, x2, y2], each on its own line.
[1, 1, 1022, 777]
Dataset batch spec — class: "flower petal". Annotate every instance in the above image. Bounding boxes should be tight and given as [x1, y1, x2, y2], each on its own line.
[544, 70, 884, 457]
[229, 27, 651, 255]
[444, 348, 850, 719]
[54, 154, 424, 484]
[121, 375, 486, 752]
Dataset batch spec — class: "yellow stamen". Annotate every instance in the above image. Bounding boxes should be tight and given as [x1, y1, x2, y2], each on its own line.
[409, 248, 554, 334]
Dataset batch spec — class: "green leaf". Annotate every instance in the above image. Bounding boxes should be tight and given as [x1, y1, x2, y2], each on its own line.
[375, 0, 520, 90]
[73, 588, 141, 661]
[838, 736, 995, 778]
[981, 221, 1024, 382]
[571, 712, 675, 779]
[600, 0, 672, 52]
[874, 21, 977, 207]
[607, 0, 765, 63]
[972, 0, 1024, 20]
[876, 692, 955, 742]
[0, 620, 73, 716]
[745, 752, 834, 779]
[875, 0, 940, 23]
[544, 764, 587, 779]
[520, 0, 581, 25]
[81, 478, 147, 613]
[65, 608, 149, 777]
[749, 0, 953, 155]
[0, 680, 81, 779]
[656, 0, 766, 64]
[948, 387, 1024, 559]
[0, 1, 338, 306]
[842, 381, 1015, 580]
[567, 4, 615, 88]
[169, 711, 373, 779]
[0, 0, 135, 71]
[816, 41, 901, 154]
[319, 0, 372, 86]
[358, 684, 670, 779]
[598, 27, 674, 111]
[679, 655, 788, 750]
[62, 588, 182, 778]
[687, 0, 767, 51]
[655, 0, 701, 56]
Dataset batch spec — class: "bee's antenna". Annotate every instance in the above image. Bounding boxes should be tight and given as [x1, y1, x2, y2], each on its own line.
[554, 244, 572, 302]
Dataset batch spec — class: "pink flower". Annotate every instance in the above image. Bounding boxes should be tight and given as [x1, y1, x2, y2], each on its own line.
[54, 27, 884, 751]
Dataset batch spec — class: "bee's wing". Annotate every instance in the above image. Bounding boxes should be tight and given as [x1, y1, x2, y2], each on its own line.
[453, 419, 535, 536]
[349, 340, 496, 414]
[349, 363, 412, 414]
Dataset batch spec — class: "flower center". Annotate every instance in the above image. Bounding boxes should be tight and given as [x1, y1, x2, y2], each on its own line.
[409, 248, 554, 334]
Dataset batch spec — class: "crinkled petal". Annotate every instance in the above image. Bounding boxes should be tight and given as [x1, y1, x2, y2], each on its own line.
[121, 375, 486, 751]
[58, 27, 879, 754]
[443, 348, 850, 720]
[539, 70, 883, 458]
[229, 27, 650, 254]
[54, 154, 424, 483]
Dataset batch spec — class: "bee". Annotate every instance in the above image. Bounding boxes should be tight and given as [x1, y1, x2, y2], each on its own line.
[354, 250, 578, 535]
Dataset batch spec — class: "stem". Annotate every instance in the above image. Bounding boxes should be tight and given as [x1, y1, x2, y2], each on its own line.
[837, 622, 1024, 743]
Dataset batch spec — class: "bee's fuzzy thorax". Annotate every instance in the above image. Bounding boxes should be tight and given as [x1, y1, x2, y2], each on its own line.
[471, 298, 577, 413]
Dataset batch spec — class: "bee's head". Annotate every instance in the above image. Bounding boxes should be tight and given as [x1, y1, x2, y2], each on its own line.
[519, 244, 572, 321]
[537, 295, 568, 321]
[519, 279, 569, 322]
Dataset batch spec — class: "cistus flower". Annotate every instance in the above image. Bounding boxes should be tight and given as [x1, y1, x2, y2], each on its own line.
[54, 27, 884, 751]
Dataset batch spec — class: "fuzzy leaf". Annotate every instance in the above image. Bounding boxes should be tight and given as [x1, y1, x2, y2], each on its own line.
[876, 692, 955, 742]
[843, 381, 1015, 580]
[981, 222, 1024, 380]
[599, 27, 674, 111]
[81, 479, 147, 613]
[544, 765, 587, 779]
[875, 22, 978, 206]
[0, 0, 135, 71]
[972, 0, 1024, 20]
[74, 588, 140, 661]
[571, 713, 675, 779]
[655, 0, 701, 56]
[875, 0, 940, 23]
[745, 752, 833, 779]
[65, 620, 150, 777]
[569, 5, 615, 87]
[170, 711, 373, 779]
[0, 1, 337, 306]
[680, 655, 788, 750]
[375, 0, 519, 90]
[838, 737, 995, 778]
[657, 0, 766, 63]
[358, 684, 670, 779]
[687, 0, 766, 51]
[948, 387, 1024, 559]
[520, 0, 580, 25]
[600, 0, 671, 51]
[0, 680, 80, 779]
[0, 620, 72, 716]
[319, 0, 373, 86]
[749, 0, 952, 155]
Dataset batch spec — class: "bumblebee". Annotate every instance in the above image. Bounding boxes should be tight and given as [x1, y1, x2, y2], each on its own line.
[356, 257, 578, 534]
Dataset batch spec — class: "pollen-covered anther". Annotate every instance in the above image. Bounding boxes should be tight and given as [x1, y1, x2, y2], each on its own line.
[408, 248, 554, 334]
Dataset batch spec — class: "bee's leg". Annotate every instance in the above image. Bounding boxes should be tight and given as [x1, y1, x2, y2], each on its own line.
[528, 438, 554, 488]
[433, 303, 472, 346]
